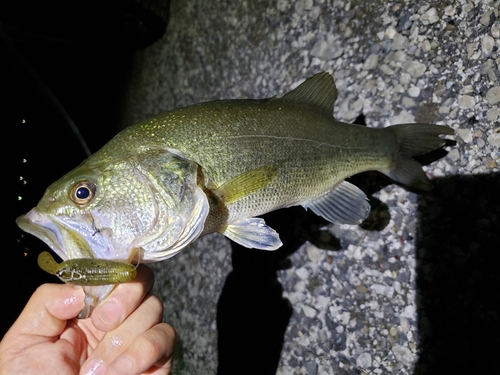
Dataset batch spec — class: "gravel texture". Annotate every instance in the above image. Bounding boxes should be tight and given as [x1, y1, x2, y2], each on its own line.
[121, 1, 500, 374]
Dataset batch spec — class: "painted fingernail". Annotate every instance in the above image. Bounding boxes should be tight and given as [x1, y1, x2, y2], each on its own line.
[99, 301, 123, 325]
[111, 357, 133, 375]
[83, 358, 105, 375]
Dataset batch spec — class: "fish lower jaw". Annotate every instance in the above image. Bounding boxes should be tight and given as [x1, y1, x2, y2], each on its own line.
[16, 212, 68, 259]
[78, 285, 115, 319]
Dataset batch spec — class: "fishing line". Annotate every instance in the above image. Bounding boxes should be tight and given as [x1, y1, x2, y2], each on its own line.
[0, 24, 91, 157]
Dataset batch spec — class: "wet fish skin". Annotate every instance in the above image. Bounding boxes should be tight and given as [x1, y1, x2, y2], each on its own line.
[16, 72, 453, 316]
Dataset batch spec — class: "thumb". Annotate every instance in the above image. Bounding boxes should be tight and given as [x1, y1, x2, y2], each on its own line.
[5, 284, 85, 342]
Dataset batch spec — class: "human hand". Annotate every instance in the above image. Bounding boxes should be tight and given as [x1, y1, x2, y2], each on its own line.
[0, 264, 175, 375]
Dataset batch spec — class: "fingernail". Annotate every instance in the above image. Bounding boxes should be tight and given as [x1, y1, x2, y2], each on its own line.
[111, 357, 133, 375]
[99, 301, 123, 325]
[83, 358, 105, 375]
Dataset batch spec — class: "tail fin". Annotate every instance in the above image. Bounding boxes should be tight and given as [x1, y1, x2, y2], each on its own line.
[383, 124, 454, 191]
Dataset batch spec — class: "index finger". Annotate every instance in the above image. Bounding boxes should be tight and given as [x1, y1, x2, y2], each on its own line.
[89, 264, 155, 332]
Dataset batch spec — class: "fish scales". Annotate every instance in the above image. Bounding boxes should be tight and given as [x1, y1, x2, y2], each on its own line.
[92, 100, 394, 222]
[16, 72, 454, 317]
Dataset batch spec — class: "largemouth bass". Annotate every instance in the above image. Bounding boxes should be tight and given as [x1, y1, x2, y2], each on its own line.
[17, 72, 453, 316]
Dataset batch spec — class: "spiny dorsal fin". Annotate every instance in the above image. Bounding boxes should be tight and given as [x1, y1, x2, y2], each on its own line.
[274, 72, 337, 117]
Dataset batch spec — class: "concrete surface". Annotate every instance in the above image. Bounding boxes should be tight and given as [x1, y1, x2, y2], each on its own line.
[121, 0, 500, 374]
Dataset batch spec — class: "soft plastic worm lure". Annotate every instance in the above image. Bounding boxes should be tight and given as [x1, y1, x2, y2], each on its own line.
[37, 251, 137, 286]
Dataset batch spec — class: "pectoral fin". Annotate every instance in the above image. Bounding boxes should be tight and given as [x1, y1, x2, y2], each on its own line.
[223, 218, 282, 250]
[303, 181, 370, 225]
[214, 165, 278, 204]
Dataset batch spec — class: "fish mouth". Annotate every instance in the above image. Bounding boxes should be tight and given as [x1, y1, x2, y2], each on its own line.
[17, 211, 69, 260]
[16, 210, 112, 261]
[17, 210, 123, 319]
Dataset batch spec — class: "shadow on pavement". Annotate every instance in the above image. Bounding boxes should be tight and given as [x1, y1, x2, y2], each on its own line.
[415, 173, 500, 374]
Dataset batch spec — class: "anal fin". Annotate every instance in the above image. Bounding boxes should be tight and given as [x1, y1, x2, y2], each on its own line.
[223, 218, 282, 250]
[303, 181, 370, 225]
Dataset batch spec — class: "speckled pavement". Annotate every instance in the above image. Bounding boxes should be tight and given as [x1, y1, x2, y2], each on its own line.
[121, 1, 500, 374]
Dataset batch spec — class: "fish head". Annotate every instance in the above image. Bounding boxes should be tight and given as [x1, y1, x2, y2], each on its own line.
[17, 148, 209, 316]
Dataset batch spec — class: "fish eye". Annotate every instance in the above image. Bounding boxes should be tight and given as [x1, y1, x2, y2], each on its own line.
[70, 180, 96, 205]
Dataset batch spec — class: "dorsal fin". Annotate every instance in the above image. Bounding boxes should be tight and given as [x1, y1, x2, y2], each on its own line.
[274, 72, 337, 117]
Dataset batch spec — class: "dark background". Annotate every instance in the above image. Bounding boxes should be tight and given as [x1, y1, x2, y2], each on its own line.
[1, 0, 168, 337]
[415, 174, 500, 374]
